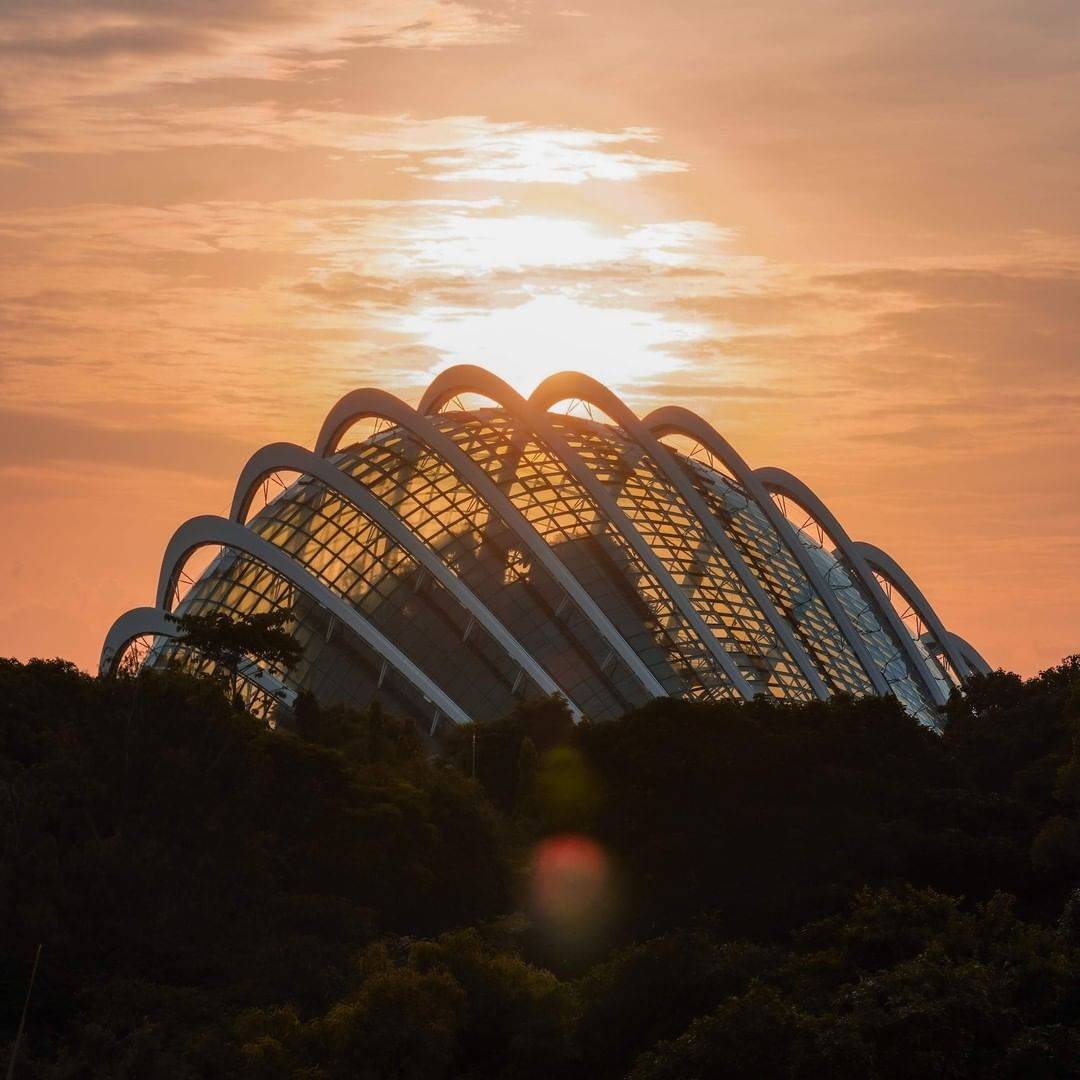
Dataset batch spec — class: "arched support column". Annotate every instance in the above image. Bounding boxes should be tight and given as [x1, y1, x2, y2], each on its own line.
[852, 540, 969, 687]
[528, 371, 829, 701]
[230, 442, 579, 720]
[755, 468, 948, 708]
[98, 605, 296, 705]
[948, 632, 992, 677]
[643, 405, 892, 699]
[100, 605, 174, 676]
[157, 515, 472, 726]
[419, 365, 758, 700]
[315, 387, 666, 699]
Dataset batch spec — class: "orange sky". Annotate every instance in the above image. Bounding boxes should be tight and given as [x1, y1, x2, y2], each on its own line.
[0, 0, 1077, 677]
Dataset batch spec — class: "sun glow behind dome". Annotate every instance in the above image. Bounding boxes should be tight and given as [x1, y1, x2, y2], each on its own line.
[402, 294, 706, 395]
[380, 214, 750, 395]
[398, 215, 734, 274]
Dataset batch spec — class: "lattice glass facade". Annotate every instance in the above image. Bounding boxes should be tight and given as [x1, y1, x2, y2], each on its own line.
[101, 367, 989, 734]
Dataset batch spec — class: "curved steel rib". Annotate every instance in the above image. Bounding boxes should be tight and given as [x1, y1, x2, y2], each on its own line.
[643, 405, 892, 698]
[527, 371, 828, 700]
[99, 605, 296, 705]
[315, 386, 666, 699]
[100, 605, 175, 676]
[420, 365, 757, 700]
[230, 441, 578, 719]
[948, 632, 992, 676]
[755, 467, 948, 708]
[853, 540, 969, 688]
[157, 515, 472, 726]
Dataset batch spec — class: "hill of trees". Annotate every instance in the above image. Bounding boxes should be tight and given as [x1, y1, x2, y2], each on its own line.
[3, 653, 1080, 1078]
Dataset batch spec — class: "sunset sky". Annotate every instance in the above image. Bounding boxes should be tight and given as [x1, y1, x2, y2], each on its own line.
[0, 0, 1077, 677]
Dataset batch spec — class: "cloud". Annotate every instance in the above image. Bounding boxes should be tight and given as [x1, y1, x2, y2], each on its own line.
[0, 196, 736, 279]
[0, 102, 688, 189]
[0, 195, 761, 427]
[0, 405, 250, 476]
[0, 1, 515, 64]
[423, 125, 686, 183]
[0, 1, 517, 134]
[5, 194, 1073, 439]
[292, 272, 413, 309]
[817, 258, 1080, 382]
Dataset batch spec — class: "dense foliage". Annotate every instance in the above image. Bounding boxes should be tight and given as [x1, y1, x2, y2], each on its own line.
[2, 654, 1080, 1077]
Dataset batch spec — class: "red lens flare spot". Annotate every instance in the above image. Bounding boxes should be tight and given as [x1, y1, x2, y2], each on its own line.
[529, 833, 613, 947]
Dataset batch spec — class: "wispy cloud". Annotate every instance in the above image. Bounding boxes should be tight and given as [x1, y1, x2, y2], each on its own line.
[0, 0, 515, 86]
[4, 192, 1074, 452]
[0, 101, 686, 186]
[0, 0, 518, 149]
[421, 125, 685, 183]
[0, 196, 752, 429]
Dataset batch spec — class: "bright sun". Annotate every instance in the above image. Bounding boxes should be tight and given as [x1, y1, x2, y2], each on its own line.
[399, 293, 708, 396]
[383, 212, 723, 395]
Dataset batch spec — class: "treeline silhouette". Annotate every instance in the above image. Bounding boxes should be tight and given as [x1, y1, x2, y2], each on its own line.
[3, 654, 1080, 1078]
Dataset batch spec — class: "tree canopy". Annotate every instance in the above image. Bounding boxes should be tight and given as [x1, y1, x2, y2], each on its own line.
[169, 609, 303, 707]
[2, 653, 1079, 1077]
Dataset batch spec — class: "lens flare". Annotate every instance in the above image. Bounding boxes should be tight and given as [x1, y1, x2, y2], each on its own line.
[529, 833, 614, 948]
[533, 745, 601, 829]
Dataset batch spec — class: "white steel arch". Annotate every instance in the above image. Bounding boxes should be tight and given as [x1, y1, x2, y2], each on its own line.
[99, 605, 297, 705]
[420, 365, 758, 700]
[230, 442, 579, 719]
[100, 605, 175, 676]
[755, 467, 948, 708]
[157, 515, 472, 726]
[315, 386, 666, 698]
[948, 633, 992, 677]
[643, 405, 893, 698]
[853, 540, 969, 688]
[528, 371, 829, 701]
[100, 366, 987, 731]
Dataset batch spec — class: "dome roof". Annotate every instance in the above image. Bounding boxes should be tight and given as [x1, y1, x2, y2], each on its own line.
[101, 367, 988, 732]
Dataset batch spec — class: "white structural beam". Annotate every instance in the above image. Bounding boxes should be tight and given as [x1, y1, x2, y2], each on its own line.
[315, 386, 666, 699]
[948, 633, 992, 676]
[100, 605, 173, 676]
[853, 540, 970, 688]
[98, 604, 297, 705]
[527, 371, 829, 700]
[99, 366, 984, 732]
[230, 441, 579, 720]
[420, 365, 758, 700]
[755, 467, 948, 708]
[156, 515, 472, 726]
[643, 405, 893, 699]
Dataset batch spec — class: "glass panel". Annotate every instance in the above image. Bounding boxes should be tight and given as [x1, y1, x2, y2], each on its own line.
[678, 456, 877, 699]
[331, 426, 652, 720]
[431, 410, 738, 701]
[768, 492, 942, 729]
[551, 416, 815, 702]
[151, 406, 948, 731]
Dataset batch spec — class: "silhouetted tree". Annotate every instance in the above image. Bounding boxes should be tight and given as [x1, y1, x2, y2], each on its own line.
[3, 651, 1080, 1078]
[169, 609, 302, 708]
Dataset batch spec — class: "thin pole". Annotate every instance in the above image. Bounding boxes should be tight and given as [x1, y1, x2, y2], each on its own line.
[471, 732, 476, 779]
[5, 943, 42, 1080]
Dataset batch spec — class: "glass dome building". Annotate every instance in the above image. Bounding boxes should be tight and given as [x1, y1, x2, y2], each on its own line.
[101, 366, 989, 733]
